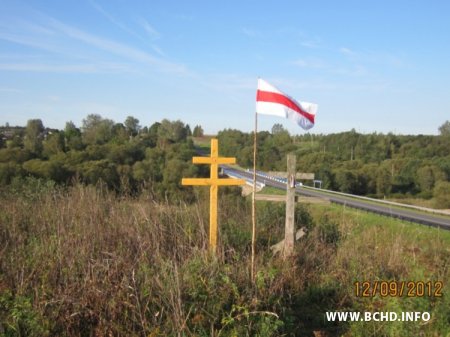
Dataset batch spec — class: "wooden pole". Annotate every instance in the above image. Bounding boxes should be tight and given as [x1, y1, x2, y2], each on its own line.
[210, 139, 219, 250]
[251, 112, 257, 281]
[284, 153, 296, 257]
[210, 184, 218, 250]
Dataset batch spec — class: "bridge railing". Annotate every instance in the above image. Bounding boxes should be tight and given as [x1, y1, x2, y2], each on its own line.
[222, 166, 450, 218]
[301, 185, 450, 217]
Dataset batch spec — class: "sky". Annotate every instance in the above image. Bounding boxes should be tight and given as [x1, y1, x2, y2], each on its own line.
[0, 0, 449, 135]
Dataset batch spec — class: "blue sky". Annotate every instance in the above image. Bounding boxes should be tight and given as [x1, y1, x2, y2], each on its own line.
[0, 0, 449, 135]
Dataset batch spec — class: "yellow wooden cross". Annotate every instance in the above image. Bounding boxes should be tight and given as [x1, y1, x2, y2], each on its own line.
[182, 139, 245, 252]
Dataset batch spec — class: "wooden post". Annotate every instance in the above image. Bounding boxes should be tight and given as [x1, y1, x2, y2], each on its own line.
[209, 139, 219, 249]
[284, 153, 296, 257]
[251, 112, 257, 281]
[182, 139, 245, 252]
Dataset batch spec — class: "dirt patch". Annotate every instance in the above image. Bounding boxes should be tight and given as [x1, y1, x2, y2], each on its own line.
[241, 184, 263, 196]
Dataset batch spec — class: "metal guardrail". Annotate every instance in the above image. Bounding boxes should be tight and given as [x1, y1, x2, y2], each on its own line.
[302, 185, 450, 217]
[260, 169, 450, 219]
[220, 165, 450, 230]
[221, 168, 265, 188]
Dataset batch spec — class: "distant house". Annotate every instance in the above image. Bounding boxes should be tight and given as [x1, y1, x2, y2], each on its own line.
[1, 127, 23, 141]
[0, 126, 58, 143]
[2, 130, 15, 140]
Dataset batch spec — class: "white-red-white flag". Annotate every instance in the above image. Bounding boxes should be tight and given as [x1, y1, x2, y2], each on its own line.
[256, 78, 317, 130]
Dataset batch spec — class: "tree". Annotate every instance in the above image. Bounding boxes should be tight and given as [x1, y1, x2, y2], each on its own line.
[0, 162, 22, 184]
[22, 158, 68, 182]
[217, 129, 247, 157]
[124, 116, 141, 137]
[43, 131, 65, 158]
[64, 121, 83, 150]
[140, 122, 160, 148]
[416, 165, 446, 195]
[376, 166, 392, 196]
[192, 125, 204, 137]
[24, 119, 44, 154]
[438, 120, 450, 136]
[335, 169, 359, 194]
[157, 119, 187, 145]
[162, 158, 192, 199]
[185, 124, 192, 136]
[0, 147, 31, 164]
[260, 143, 281, 170]
[78, 159, 119, 188]
[316, 166, 335, 190]
[111, 123, 129, 144]
[360, 163, 378, 195]
[434, 181, 450, 208]
[81, 114, 114, 145]
[271, 123, 285, 135]
[133, 147, 165, 183]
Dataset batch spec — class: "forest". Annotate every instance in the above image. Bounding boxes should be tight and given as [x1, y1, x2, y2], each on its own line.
[1, 116, 450, 207]
[0, 116, 205, 202]
[217, 123, 450, 208]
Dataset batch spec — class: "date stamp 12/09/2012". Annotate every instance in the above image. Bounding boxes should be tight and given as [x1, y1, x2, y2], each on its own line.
[354, 281, 443, 298]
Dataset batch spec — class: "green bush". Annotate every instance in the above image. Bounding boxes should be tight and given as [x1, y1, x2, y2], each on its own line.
[0, 291, 50, 337]
[434, 181, 450, 208]
[256, 202, 314, 247]
[317, 221, 340, 245]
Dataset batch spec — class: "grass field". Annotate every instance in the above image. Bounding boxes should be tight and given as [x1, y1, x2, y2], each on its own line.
[192, 136, 213, 152]
[258, 186, 286, 195]
[1, 182, 449, 336]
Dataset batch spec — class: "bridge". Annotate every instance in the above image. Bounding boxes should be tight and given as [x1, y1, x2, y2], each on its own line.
[221, 166, 450, 231]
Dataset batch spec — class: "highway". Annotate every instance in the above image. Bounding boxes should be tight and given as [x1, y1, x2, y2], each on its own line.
[221, 166, 450, 231]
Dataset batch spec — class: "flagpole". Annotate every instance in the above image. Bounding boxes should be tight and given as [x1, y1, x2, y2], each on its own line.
[251, 110, 257, 282]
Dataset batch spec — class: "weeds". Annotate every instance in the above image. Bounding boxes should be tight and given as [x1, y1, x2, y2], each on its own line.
[1, 184, 449, 336]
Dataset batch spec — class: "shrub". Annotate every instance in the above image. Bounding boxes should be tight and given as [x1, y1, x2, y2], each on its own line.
[434, 181, 450, 208]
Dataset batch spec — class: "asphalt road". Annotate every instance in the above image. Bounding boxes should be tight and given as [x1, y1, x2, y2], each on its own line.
[222, 166, 450, 231]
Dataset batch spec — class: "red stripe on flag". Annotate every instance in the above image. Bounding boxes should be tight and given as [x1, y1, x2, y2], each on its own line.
[256, 90, 315, 123]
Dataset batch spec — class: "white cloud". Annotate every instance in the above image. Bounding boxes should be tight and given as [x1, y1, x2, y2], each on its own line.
[339, 47, 356, 56]
[47, 18, 187, 73]
[90, 1, 167, 56]
[0, 31, 66, 56]
[0, 11, 189, 75]
[137, 18, 161, 40]
[0, 62, 132, 73]
[151, 45, 165, 56]
[17, 20, 55, 36]
[90, 0, 135, 36]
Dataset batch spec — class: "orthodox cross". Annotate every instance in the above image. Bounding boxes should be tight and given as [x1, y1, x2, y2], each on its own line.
[182, 139, 245, 252]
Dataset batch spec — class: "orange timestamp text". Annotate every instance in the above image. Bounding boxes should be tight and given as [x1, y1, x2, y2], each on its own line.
[354, 281, 443, 298]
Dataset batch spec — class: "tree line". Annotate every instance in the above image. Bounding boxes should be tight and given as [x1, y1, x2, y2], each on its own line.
[217, 122, 450, 208]
[1, 117, 450, 207]
[0, 115, 206, 201]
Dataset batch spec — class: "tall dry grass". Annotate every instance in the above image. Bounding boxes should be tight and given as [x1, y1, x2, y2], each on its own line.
[1, 184, 304, 336]
[2, 183, 449, 336]
[1, 183, 217, 336]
